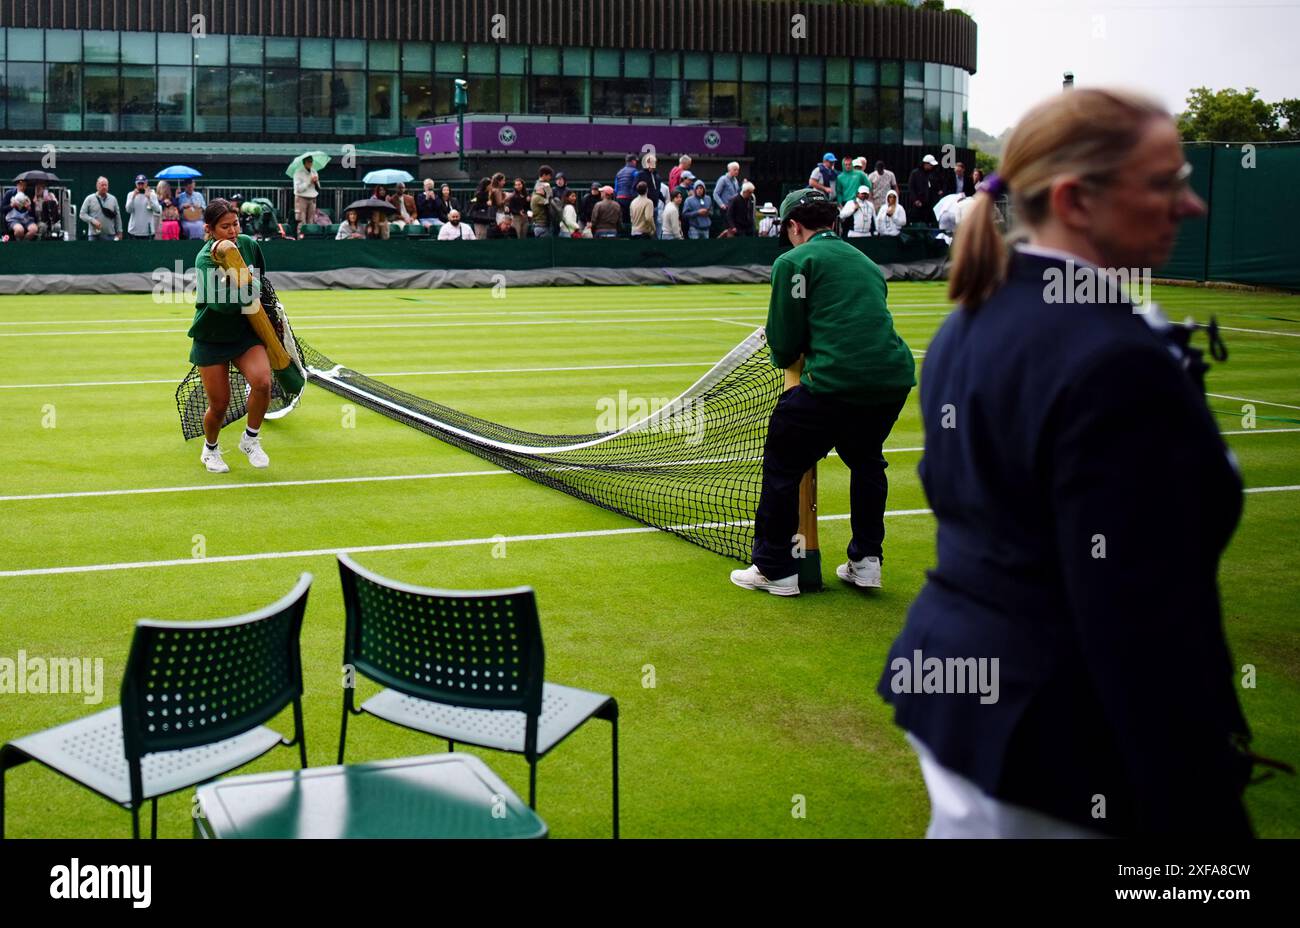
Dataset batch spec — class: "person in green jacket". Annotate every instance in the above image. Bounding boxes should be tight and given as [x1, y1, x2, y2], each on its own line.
[835, 156, 871, 207]
[731, 188, 916, 596]
[188, 198, 273, 473]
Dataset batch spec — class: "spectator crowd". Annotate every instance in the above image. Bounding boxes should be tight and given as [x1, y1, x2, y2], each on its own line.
[3, 151, 981, 244]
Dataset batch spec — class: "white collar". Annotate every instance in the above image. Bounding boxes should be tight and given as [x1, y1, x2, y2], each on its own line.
[1014, 242, 1098, 270]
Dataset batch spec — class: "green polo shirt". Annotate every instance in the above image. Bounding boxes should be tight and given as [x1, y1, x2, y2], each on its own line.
[835, 169, 870, 205]
[187, 234, 262, 343]
[765, 230, 915, 405]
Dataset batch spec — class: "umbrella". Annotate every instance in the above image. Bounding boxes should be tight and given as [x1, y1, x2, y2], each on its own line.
[13, 170, 60, 183]
[286, 151, 330, 179]
[362, 169, 414, 186]
[155, 165, 202, 180]
[345, 197, 397, 214]
[932, 192, 964, 222]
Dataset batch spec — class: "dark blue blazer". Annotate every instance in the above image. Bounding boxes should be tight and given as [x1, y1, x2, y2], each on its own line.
[878, 250, 1252, 836]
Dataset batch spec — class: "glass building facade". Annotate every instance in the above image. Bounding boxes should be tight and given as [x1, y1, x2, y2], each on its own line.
[0, 28, 970, 149]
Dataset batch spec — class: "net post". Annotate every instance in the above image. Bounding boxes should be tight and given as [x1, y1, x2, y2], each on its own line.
[785, 361, 823, 592]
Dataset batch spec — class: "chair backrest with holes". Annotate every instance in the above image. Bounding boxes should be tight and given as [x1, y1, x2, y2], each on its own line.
[337, 554, 545, 717]
[118, 574, 311, 762]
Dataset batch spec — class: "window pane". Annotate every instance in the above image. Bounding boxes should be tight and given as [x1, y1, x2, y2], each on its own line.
[798, 58, 822, 85]
[853, 60, 877, 86]
[499, 45, 526, 75]
[593, 49, 620, 78]
[592, 78, 621, 116]
[826, 58, 849, 85]
[402, 42, 431, 72]
[266, 68, 299, 133]
[122, 64, 157, 131]
[941, 64, 954, 93]
[563, 48, 589, 77]
[924, 89, 941, 145]
[432, 79, 453, 117]
[82, 30, 118, 64]
[468, 44, 495, 74]
[681, 80, 709, 118]
[301, 38, 331, 69]
[46, 30, 81, 63]
[654, 52, 679, 79]
[121, 32, 156, 64]
[436, 42, 464, 73]
[624, 50, 650, 79]
[230, 66, 262, 133]
[399, 73, 433, 129]
[499, 75, 523, 112]
[370, 39, 397, 71]
[158, 65, 192, 132]
[529, 46, 557, 77]
[741, 83, 767, 142]
[266, 38, 297, 67]
[904, 60, 924, 90]
[714, 53, 738, 81]
[852, 86, 878, 144]
[158, 33, 192, 66]
[300, 71, 331, 132]
[8, 28, 42, 61]
[6, 62, 44, 129]
[195, 66, 227, 131]
[941, 92, 954, 142]
[335, 39, 365, 69]
[742, 54, 766, 82]
[194, 34, 227, 66]
[925, 61, 940, 89]
[713, 81, 739, 121]
[881, 60, 901, 87]
[770, 55, 793, 83]
[903, 97, 924, 146]
[0, 27, 6, 62]
[368, 71, 397, 135]
[653, 79, 679, 117]
[84, 65, 120, 131]
[683, 52, 708, 80]
[797, 85, 821, 141]
[624, 78, 653, 116]
[334, 70, 365, 133]
[880, 88, 902, 145]
[470, 75, 498, 112]
[229, 35, 262, 66]
[769, 84, 794, 142]
[825, 85, 849, 144]
[46, 62, 81, 130]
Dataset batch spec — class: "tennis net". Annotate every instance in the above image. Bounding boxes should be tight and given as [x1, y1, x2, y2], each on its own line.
[299, 328, 781, 562]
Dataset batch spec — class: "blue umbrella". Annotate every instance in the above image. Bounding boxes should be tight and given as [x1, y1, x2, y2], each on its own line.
[155, 165, 203, 180]
[362, 169, 414, 185]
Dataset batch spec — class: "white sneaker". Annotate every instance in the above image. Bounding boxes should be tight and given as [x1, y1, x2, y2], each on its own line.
[837, 556, 882, 588]
[238, 433, 269, 468]
[200, 445, 229, 474]
[729, 565, 800, 596]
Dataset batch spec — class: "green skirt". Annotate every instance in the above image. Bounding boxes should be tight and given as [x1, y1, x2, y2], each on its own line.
[189, 333, 263, 367]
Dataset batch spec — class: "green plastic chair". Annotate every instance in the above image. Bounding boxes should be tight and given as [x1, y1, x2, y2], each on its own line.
[0, 575, 312, 839]
[300, 223, 323, 238]
[335, 554, 619, 837]
[404, 223, 425, 237]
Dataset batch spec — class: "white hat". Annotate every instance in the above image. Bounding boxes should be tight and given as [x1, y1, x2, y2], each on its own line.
[853, 157, 868, 168]
[759, 202, 777, 214]
[857, 185, 870, 195]
[922, 154, 939, 166]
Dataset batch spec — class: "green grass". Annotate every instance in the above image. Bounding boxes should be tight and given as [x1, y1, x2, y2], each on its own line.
[0, 281, 1296, 838]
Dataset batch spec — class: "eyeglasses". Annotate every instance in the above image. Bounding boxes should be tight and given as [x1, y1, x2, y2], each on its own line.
[1085, 162, 1194, 201]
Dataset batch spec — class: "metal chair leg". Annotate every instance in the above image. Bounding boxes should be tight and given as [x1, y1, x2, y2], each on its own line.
[337, 702, 350, 765]
[150, 798, 158, 839]
[131, 806, 140, 840]
[611, 715, 620, 839]
[448, 740, 455, 753]
[529, 760, 537, 809]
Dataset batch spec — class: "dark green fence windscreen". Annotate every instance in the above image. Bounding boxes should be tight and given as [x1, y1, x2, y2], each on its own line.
[1162, 141, 1300, 290]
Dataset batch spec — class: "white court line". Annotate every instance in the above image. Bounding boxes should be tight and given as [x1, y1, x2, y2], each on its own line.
[0, 508, 936, 578]
[1215, 325, 1300, 338]
[1246, 485, 1300, 494]
[0, 303, 955, 327]
[1208, 393, 1300, 412]
[0, 360, 720, 390]
[0, 446, 929, 503]
[1220, 427, 1300, 436]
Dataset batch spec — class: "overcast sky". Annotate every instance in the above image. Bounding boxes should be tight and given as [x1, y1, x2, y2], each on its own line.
[955, 0, 1300, 134]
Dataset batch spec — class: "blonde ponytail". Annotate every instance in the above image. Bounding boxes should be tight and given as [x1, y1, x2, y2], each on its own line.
[948, 88, 1169, 311]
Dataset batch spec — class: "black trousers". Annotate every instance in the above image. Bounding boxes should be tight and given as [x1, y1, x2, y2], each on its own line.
[752, 385, 906, 580]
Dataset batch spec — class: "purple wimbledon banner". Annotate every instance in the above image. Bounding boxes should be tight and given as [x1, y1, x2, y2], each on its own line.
[416, 119, 746, 157]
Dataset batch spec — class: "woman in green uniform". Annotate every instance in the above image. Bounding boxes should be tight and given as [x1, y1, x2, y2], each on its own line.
[189, 198, 272, 473]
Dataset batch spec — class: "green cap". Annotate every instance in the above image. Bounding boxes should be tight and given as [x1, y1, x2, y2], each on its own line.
[778, 187, 829, 221]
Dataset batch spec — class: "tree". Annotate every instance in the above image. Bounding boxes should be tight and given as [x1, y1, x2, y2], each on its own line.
[1273, 99, 1300, 141]
[973, 149, 999, 175]
[1177, 87, 1278, 142]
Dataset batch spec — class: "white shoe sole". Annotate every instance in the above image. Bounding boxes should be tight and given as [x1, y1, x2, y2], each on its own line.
[201, 458, 229, 474]
[836, 564, 881, 588]
[239, 444, 269, 468]
[730, 572, 800, 596]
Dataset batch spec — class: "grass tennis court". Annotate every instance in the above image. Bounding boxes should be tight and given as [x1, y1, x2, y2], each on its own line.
[1, 281, 1297, 837]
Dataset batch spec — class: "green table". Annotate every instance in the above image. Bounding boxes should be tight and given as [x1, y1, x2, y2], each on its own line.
[193, 753, 547, 839]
